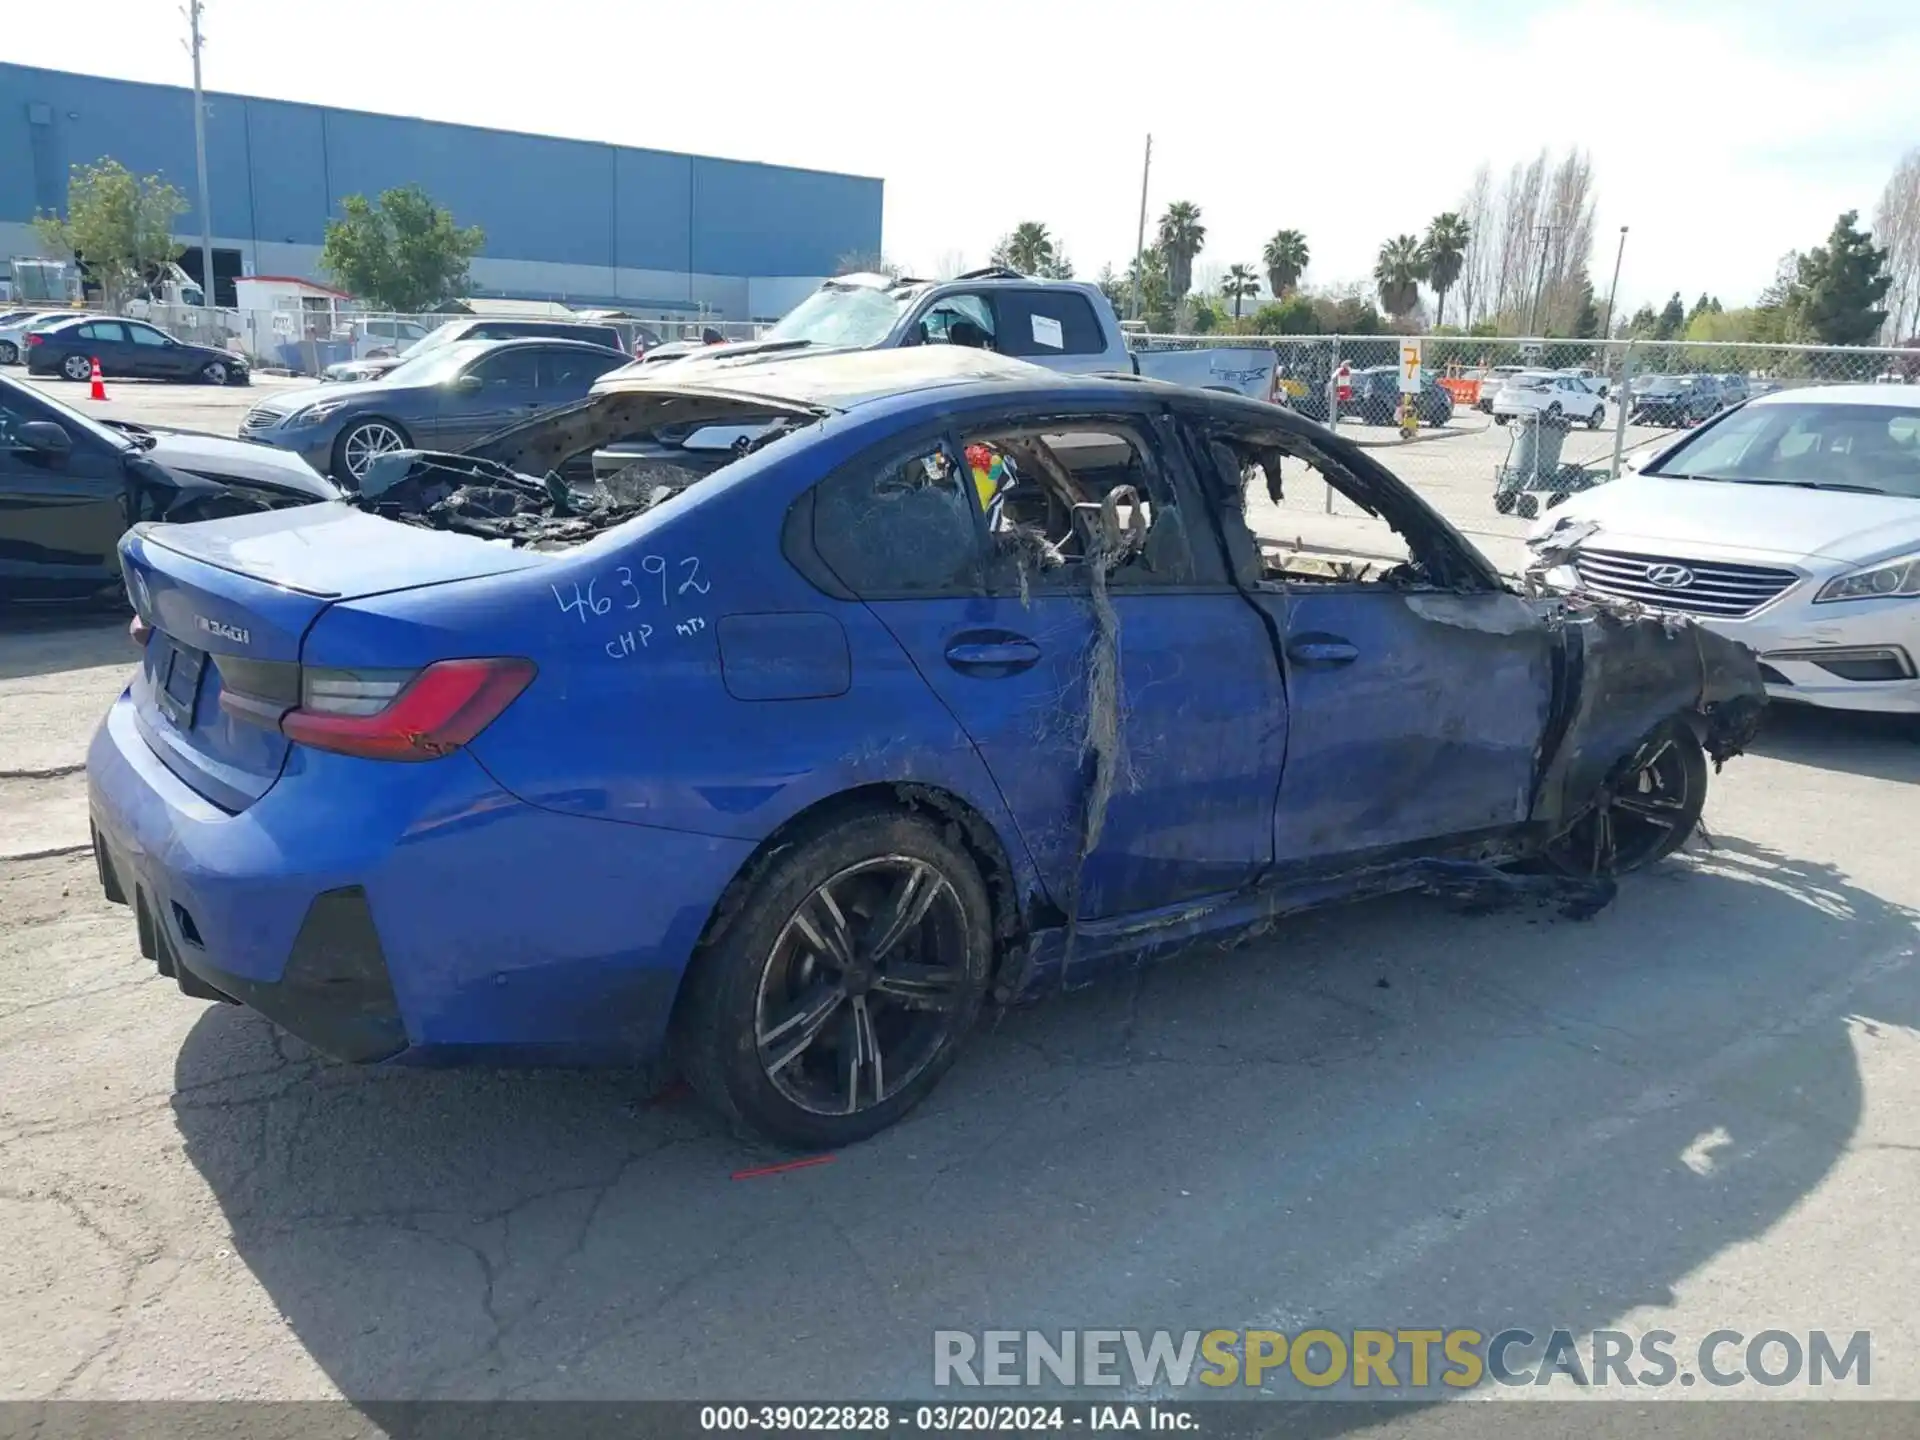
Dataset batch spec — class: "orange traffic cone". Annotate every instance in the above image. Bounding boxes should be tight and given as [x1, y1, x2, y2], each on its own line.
[88, 357, 107, 402]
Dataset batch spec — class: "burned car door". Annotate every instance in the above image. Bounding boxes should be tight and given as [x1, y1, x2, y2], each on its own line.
[808, 407, 1286, 920]
[1191, 412, 1554, 866]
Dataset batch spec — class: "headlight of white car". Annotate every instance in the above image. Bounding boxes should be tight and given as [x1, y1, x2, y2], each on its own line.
[1814, 552, 1920, 603]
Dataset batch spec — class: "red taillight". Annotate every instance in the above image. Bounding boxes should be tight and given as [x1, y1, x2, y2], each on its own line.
[26, 333, 44, 347]
[280, 657, 536, 762]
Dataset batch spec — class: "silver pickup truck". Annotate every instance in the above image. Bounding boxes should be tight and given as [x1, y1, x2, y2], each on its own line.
[592, 269, 1278, 479]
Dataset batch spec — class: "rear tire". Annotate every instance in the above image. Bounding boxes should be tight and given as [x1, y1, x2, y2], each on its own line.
[61, 353, 92, 382]
[1515, 493, 1538, 519]
[672, 808, 995, 1150]
[0, 341, 17, 365]
[1494, 492, 1516, 514]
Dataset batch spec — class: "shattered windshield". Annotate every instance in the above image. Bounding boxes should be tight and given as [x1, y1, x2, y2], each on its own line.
[1645, 402, 1920, 497]
[764, 283, 915, 349]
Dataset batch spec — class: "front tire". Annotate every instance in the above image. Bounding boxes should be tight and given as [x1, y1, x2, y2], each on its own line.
[673, 808, 995, 1149]
[199, 359, 230, 385]
[1544, 725, 1708, 875]
[1586, 407, 1605, 429]
[331, 418, 411, 483]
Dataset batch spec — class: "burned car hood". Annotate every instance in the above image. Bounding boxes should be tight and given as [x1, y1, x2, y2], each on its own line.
[119, 424, 341, 502]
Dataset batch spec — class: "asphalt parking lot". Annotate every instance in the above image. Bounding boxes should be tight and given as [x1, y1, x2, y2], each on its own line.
[3, 371, 1918, 1416]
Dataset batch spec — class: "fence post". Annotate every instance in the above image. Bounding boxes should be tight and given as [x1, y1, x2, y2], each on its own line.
[1609, 338, 1635, 480]
[1324, 335, 1340, 513]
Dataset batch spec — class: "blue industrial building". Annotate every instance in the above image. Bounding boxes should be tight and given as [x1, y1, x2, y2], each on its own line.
[0, 62, 884, 320]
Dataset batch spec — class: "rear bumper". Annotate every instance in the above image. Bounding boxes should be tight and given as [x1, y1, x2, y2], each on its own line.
[87, 692, 758, 1062]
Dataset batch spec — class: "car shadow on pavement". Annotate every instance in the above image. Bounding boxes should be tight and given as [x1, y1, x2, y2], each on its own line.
[1748, 704, 1917, 785]
[171, 834, 1918, 1413]
[0, 610, 130, 682]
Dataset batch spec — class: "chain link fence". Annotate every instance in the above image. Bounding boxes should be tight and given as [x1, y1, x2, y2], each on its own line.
[1133, 332, 1920, 568]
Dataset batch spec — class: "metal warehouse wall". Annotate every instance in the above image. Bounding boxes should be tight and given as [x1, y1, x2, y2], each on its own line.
[0, 63, 883, 313]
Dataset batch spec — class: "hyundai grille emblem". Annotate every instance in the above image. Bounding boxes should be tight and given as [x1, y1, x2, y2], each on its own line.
[1646, 564, 1696, 589]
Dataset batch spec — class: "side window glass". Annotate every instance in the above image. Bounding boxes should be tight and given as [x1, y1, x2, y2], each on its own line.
[469, 349, 541, 388]
[915, 294, 997, 351]
[970, 422, 1195, 591]
[82, 322, 127, 343]
[129, 325, 170, 346]
[813, 441, 980, 596]
[994, 292, 1108, 358]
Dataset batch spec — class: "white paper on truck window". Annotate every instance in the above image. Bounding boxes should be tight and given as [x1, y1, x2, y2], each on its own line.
[1030, 314, 1064, 349]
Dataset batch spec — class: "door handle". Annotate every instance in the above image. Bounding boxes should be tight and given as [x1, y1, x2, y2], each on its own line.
[945, 635, 1042, 676]
[1288, 637, 1359, 666]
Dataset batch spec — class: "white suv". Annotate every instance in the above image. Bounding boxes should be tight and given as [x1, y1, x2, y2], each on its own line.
[1493, 371, 1608, 429]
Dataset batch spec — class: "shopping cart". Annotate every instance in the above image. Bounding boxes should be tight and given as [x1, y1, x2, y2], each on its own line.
[1492, 412, 1614, 519]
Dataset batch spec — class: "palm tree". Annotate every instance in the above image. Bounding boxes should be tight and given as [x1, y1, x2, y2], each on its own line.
[1262, 229, 1310, 297]
[1156, 201, 1206, 303]
[1222, 264, 1260, 320]
[1421, 213, 1471, 329]
[1374, 234, 1426, 321]
[995, 221, 1058, 276]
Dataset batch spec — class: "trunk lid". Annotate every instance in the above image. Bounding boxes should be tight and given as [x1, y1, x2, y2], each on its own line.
[120, 505, 544, 811]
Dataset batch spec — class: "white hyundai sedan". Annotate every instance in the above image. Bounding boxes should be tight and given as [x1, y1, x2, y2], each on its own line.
[1528, 384, 1920, 715]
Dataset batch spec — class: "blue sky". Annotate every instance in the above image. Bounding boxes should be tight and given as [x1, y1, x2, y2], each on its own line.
[15, 0, 1917, 311]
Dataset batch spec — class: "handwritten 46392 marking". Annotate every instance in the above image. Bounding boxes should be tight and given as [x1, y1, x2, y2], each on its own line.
[551, 555, 709, 624]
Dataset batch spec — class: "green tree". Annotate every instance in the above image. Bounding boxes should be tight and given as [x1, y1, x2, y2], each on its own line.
[32, 158, 188, 312]
[1654, 293, 1686, 341]
[1571, 274, 1601, 339]
[1115, 250, 1175, 330]
[1189, 296, 1221, 333]
[1794, 210, 1892, 345]
[1373, 234, 1426, 320]
[320, 185, 485, 311]
[1156, 201, 1206, 303]
[1420, 212, 1471, 330]
[1261, 228, 1310, 297]
[991, 221, 1071, 278]
[1221, 264, 1261, 320]
[1684, 292, 1723, 326]
[1250, 295, 1319, 334]
[1314, 293, 1387, 335]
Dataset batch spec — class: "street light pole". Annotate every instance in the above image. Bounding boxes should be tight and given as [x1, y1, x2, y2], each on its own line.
[1129, 134, 1152, 322]
[1601, 225, 1629, 339]
[187, 0, 215, 317]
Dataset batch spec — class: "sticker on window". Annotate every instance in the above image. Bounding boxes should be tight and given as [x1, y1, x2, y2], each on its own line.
[1030, 314, 1065, 350]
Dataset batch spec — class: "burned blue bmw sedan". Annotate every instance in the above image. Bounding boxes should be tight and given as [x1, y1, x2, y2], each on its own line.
[87, 346, 1764, 1147]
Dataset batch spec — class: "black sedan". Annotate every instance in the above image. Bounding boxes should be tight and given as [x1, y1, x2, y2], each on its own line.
[24, 315, 250, 386]
[1, 374, 335, 602]
[240, 337, 631, 483]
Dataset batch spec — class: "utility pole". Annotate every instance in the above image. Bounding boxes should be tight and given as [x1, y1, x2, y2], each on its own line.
[1129, 134, 1151, 323]
[1601, 225, 1629, 339]
[1525, 224, 1554, 337]
[186, 1, 215, 317]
